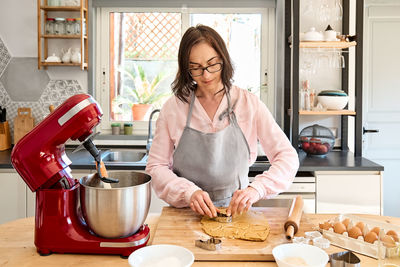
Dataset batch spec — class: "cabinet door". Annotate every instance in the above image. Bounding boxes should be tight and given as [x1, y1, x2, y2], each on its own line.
[0, 170, 26, 224]
[316, 171, 382, 215]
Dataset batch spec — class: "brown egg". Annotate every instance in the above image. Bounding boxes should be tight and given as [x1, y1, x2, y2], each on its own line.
[386, 230, 399, 242]
[355, 221, 365, 232]
[319, 221, 332, 230]
[381, 234, 396, 248]
[371, 226, 380, 235]
[348, 226, 363, 239]
[364, 231, 378, 243]
[342, 218, 351, 229]
[333, 222, 347, 234]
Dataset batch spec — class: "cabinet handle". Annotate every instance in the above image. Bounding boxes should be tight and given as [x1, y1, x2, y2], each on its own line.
[363, 127, 379, 135]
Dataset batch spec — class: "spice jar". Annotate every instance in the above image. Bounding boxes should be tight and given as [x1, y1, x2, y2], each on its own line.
[111, 123, 121, 135]
[65, 18, 75, 35]
[54, 18, 65, 35]
[124, 123, 133, 135]
[45, 18, 55, 35]
[74, 18, 81, 34]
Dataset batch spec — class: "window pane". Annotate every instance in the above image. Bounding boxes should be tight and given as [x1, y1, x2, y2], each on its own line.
[190, 14, 261, 97]
[109, 12, 180, 121]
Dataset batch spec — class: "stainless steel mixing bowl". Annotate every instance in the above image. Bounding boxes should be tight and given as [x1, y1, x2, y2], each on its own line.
[79, 171, 151, 239]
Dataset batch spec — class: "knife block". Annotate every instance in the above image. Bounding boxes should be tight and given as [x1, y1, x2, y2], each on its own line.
[0, 121, 11, 151]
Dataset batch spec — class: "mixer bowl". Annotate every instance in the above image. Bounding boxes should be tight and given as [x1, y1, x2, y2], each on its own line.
[79, 171, 151, 239]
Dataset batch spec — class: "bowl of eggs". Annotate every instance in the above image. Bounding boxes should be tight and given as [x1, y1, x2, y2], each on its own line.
[319, 215, 400, 259]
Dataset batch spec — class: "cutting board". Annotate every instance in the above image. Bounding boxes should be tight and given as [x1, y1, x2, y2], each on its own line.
[13, 108, 35, 144]
[152, 207, 316, 261]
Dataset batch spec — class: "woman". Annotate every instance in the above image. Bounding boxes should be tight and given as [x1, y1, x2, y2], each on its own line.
[145, 25, 299, 218]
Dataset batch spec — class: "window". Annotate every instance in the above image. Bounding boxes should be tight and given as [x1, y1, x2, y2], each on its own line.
[96, 7, 274, 134]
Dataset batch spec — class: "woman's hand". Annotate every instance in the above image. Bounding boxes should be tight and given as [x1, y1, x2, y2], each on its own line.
[190, 190, 218, 218]
[227, 187, 260, 216]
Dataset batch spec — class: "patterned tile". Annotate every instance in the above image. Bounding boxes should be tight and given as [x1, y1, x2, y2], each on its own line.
[6, 101, 44, 144]
[0, 82, 11, 107]
[0, 37, 11, 78]
[39, 80, 84, 116]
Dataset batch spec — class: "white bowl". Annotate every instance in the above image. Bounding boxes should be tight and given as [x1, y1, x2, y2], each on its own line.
[272, 243, 329, 267]
[317, 95, 349, 110]
[128, 244, 194, 267]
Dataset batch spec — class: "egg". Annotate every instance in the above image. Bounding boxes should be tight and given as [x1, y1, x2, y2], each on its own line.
[371, 226, 380, 235]
[319, 221, 332, 230]
[348, 226, 363, 239]
[333, 222, 346, 234]
[342, 218, 351, 229]
[355, 221, 365, 232]
[381, 234, 396, 248]
[364, 231, 378, 243]
[386, 230, 399, 242]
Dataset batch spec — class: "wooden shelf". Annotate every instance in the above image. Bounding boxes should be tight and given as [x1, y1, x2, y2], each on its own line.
[40, 6, 86, 11]
[41, 62, 87, 68]
[299, 110, 356, 115]
[300, 41, 357, 49]
[42, 34, 86, 39]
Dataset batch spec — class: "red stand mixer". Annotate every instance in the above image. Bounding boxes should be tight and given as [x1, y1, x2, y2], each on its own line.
[11, 94, 150, 257]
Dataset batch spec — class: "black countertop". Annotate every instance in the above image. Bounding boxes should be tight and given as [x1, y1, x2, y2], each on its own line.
[1, 148, 384, 172]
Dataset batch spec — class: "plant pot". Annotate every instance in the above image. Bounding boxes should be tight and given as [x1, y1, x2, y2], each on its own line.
[131, 104, 151, 121]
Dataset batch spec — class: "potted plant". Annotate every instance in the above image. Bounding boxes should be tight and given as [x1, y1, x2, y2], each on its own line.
[113, 64, 170, 120]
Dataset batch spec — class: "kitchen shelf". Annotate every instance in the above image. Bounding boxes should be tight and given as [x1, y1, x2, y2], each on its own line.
[300, 41, 357, 49]
[299, 110, 356, 116]
[37, 0, 88, 70]
[40, 6, 87, 12]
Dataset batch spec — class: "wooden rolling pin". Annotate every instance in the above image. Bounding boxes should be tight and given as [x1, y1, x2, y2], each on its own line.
[284, 195, 304, 240]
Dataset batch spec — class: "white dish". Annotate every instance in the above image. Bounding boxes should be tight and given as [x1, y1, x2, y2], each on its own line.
[128, 244, 194, 267]
[317, 95, 349, 110]
[272, 243, 329, 267]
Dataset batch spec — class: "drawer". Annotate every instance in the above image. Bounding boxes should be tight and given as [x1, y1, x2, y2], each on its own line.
[286, 183, 315, 193]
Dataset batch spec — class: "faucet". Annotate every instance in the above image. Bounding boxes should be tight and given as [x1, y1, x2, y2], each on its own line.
[146, 109, 161, 154]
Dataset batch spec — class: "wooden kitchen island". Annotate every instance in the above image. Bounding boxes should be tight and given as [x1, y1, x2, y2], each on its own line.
[1, 211, 399, 266]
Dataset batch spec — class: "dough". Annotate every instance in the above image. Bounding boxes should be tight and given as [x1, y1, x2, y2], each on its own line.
[201, 208, 270, 241]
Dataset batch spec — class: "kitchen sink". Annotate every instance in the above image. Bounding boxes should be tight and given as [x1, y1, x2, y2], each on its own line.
[100, 150, 148, 165]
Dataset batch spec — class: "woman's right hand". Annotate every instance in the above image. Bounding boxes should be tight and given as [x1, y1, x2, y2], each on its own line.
[190, 190, 218, 218]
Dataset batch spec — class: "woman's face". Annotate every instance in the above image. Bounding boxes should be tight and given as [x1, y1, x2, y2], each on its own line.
[188, 41, 223, 91]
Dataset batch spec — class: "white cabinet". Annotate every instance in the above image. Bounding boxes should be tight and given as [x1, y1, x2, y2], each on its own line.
[0, 169, 26, 224]
[315, 171, 383, 215]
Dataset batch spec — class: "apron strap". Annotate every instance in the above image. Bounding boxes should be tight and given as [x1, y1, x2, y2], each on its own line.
[185, 92, 196, 127]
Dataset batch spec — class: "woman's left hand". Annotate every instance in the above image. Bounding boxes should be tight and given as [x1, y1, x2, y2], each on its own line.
[227, 187, 261, 216]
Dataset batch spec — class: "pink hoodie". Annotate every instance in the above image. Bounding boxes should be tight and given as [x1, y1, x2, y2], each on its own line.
[145, 86, 299, 208]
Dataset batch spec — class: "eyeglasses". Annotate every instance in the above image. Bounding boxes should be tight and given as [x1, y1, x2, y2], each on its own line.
[189, 63, 223, 77]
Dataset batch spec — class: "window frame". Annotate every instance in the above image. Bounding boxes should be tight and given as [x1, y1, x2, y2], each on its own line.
[95, 7, 275, 135]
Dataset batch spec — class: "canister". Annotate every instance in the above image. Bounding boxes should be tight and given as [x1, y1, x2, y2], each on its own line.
[111, 123, 121, 135]
[65, 18, 75, 35]
[45, 18, 55, 35]
[124, 123, 133, 135]
[54, 18, 66, 35]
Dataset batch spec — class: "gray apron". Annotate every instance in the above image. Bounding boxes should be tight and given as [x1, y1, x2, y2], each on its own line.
[173, 90, 250, 207]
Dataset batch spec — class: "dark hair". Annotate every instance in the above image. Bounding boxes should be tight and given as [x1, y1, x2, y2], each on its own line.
[171, 24, 234, 103]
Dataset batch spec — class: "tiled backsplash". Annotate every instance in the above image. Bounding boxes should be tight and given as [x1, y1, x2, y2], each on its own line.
[0, 36, 84, 144]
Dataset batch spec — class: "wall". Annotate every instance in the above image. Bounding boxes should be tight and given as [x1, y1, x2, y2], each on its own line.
[0, 0, 88, 143]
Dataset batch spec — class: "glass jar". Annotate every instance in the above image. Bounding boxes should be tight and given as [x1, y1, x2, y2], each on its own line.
[124, 123, 133, 135]
[65, 18, 75, 35]
[74, 18, 81, 34]
[48, 0, 60, 6]
[45, 18, 55, 35]
[54, 18, 65, 35]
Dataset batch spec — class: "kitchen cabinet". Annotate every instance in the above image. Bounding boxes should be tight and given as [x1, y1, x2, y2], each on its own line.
[37, 0, 88, 70]
[0, 169, 26, 224]
[315, 170, 383, 215]
[284, 0, 364, 156]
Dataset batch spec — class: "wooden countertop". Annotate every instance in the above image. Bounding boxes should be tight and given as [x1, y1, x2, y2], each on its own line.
[1, 213, 399, 266]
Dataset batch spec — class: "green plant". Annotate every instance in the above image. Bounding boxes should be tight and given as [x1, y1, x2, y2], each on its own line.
[113, 64, 170, 107]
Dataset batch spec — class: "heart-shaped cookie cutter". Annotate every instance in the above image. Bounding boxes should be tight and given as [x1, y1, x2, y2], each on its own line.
[330, 251, 361, 267]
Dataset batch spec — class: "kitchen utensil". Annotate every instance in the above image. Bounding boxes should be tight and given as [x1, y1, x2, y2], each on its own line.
[80, 171, 151, 238]
[272, 243, 329, 267]
[195, 237, 222, 251]
[128, 244, 194, 267]
[317, 95, 349, 110]
[0, 121, 11, 151]
[11, 94, 150, 257]
[330, 251, 361, 267]
[284, 195, 304, 240]
[214, 209, 232, 223]
[299, 125, 335, 157]
[152, 207, 316, 261]
[13, 107, 34, 144]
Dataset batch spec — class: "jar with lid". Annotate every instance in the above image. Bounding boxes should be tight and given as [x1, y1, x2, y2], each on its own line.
[45, 18, 55, 35]
[65, 18, 75, 35]
[74, 18, 81, 34]
[124, 123, 133, 135]
[54, 18, 65, 35]
[48, 0, 60, 6]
